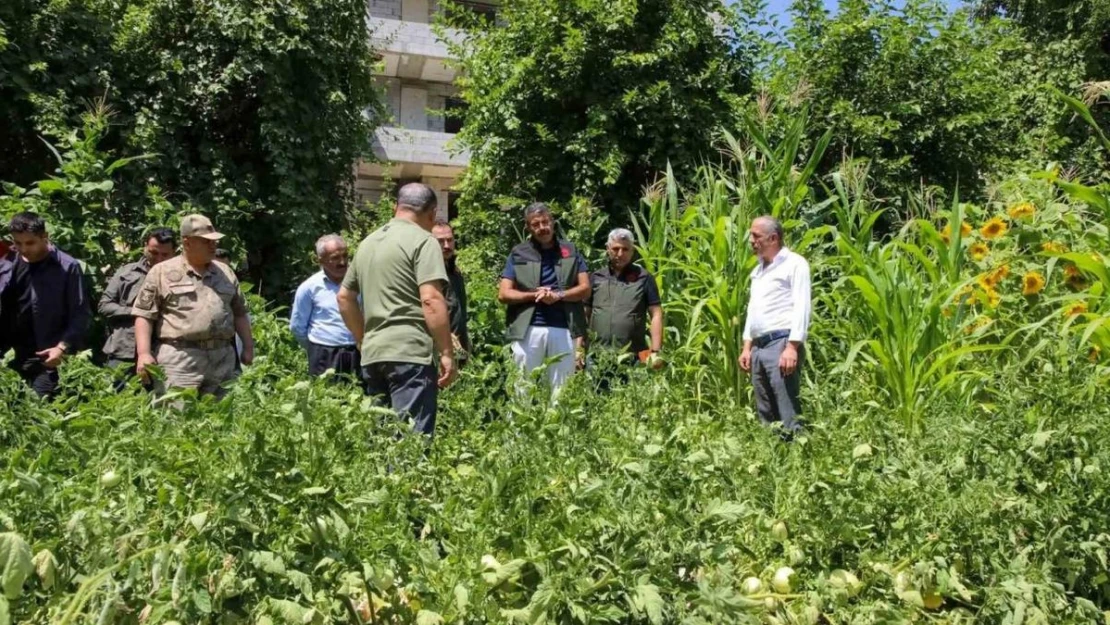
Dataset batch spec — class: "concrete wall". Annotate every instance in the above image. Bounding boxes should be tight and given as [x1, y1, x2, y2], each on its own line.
[368, 0, 401, 19]
[375, 77, 457, 132]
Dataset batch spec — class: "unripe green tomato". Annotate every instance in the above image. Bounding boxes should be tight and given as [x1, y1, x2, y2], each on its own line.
[741, 576, 763, 594]
[771, 521, 789, 542]
[99, 470, 122, 489]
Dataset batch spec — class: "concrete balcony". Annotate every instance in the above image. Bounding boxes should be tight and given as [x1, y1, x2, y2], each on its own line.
[366, 126, 469, 178]
[369, 18, 462, 82]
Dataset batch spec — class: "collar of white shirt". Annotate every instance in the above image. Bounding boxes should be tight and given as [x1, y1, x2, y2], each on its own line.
[753, 247, 793, 276]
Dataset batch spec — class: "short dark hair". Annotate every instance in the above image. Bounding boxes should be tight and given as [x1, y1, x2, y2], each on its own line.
[9, 212, 46, 236]
[147, 228, 176, 246]
[432, 219, 452, 230]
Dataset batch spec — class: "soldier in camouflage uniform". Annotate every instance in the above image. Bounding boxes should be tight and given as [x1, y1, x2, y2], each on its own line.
[132, 214, 254, 397]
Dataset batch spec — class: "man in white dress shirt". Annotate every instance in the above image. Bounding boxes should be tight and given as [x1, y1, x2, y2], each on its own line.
[738, 216, 812, 433]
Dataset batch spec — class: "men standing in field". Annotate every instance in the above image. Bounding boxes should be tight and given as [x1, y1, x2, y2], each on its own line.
[584, 228, 664, 368]
[290, 234, 361, 381]
[337, 183, 456, 437]
[132, 214, 255, 397]
[99, 228, 177, 376]
[431, 220, 471, 365]
[739, 216, 811, 435]
[498, 203, 591, 397]
[0, 212, 91, 398]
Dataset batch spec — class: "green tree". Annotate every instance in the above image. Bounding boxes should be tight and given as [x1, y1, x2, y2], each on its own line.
[974, 0, 1110, 78]
[0, 0, 384, 295]
[444, 0, 749, 218]
[753, 0, 1089, 199]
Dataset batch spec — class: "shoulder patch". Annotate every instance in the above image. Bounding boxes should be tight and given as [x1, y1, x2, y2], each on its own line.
[137, 286, 156, 309]
[167, 269, 184, 282]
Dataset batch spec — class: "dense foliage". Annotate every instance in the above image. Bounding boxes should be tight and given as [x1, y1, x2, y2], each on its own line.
[0, 0, 384, 295]
[3, 100, 1110, 621]
[444, 0, 749, 217]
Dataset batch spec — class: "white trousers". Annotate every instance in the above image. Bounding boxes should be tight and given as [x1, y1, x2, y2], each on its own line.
[510, 326, 576, 398]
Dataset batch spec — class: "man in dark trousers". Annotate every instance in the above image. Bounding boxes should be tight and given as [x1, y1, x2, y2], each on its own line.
[290, 234, 360, 381]
[431, 220, 471, 365]
[0, 212, 91, 398]
[98, 228, 177, 376]
[337, 183, 457, 437]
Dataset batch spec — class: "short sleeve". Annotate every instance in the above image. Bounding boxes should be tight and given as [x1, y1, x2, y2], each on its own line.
[415, 237, 448, 287]
[574, 253, 588, 274]
[342, 245, 363, 292]
[230, 288, 248, 317]
[644, 271, 662, 307]
[131, 270, 162, 320]
[501, 254, 516, 281]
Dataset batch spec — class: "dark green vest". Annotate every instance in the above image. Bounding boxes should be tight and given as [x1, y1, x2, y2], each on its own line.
[505, 240, 586, 341]
[588, 264, 651, 352]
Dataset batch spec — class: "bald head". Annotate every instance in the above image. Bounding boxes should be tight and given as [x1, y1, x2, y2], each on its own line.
[394, 182, 439, 231]
[397, 183, 438, 214]
[749, 215, 784, 263]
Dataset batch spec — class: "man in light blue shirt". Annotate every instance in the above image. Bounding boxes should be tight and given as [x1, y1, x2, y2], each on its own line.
[290, 234, 360, 381]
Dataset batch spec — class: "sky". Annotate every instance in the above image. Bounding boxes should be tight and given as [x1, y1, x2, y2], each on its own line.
[764, 0, 966, 22]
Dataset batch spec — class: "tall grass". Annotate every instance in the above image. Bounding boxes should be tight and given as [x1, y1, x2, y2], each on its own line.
[632, 112, 830, 403]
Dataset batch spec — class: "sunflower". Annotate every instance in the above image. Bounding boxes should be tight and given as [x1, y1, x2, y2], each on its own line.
[984, 287, 1001, 308]
[1041, 241, 1067, 254]
[939, 221, 973, 244]
[980, 217, 1008, 240]
[1064, 265, 1087, 290]
[1007, 202, 1035, 220]
[1021, 271, 1045, 296]
[983, 264, 1010, 288]
[1064, 301, 1089, 317]
[968, 243, 990, 261]
[964, 316, 992, 334]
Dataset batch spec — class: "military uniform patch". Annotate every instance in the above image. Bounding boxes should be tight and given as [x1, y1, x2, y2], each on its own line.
[137, 287, 156, 310]
[167, 269, 184, 282]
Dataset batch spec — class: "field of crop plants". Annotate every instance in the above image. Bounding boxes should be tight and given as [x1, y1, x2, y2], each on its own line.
[3, 107, 1110, 624]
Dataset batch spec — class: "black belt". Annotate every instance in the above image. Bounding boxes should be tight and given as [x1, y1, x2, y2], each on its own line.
[753, 330, 791, 348]
[161, 337, 233, 350]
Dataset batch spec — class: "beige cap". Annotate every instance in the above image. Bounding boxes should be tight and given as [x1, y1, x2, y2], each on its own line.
[180, 214, 224, 241]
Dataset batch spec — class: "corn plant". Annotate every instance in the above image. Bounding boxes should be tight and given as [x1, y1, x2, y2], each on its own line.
[830, 198, 1001, 432]
[632, 111, 831, 403]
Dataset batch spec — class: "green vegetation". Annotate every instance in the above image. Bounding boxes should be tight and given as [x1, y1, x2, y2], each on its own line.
[4, 99, 1110, 621]
[0, 0, 383, 294]
[3, 1, 1110, 623]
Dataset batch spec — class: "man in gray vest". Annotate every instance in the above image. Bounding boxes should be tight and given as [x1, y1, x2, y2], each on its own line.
[585, 228, 663, 368]
[738, 216, 811, 435]
[497, 202, 590, 397]
[99, 228, 177, 377]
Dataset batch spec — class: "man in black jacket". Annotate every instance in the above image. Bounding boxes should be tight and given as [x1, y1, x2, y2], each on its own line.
[0, 212, 91, 398]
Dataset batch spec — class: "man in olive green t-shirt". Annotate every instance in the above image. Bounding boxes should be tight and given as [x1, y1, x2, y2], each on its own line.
[337, 183, 456, 436]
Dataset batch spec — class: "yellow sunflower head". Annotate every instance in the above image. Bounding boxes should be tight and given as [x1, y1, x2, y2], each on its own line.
[980, 217, 1008, 240]
[983, 264, 1010, 287]
[939, 221, 972, 243]
[985, 287, 1001, 308]
[1041, 241, 1066, 254]
[1021, 271, 1045, 296]
[1007, 202, 1035, 220]
[1064, 301, 1089, 317]
[968, 243, 990, 261]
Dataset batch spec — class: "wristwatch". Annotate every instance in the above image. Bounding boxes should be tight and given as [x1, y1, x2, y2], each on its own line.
[57, 342, 69, 354]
